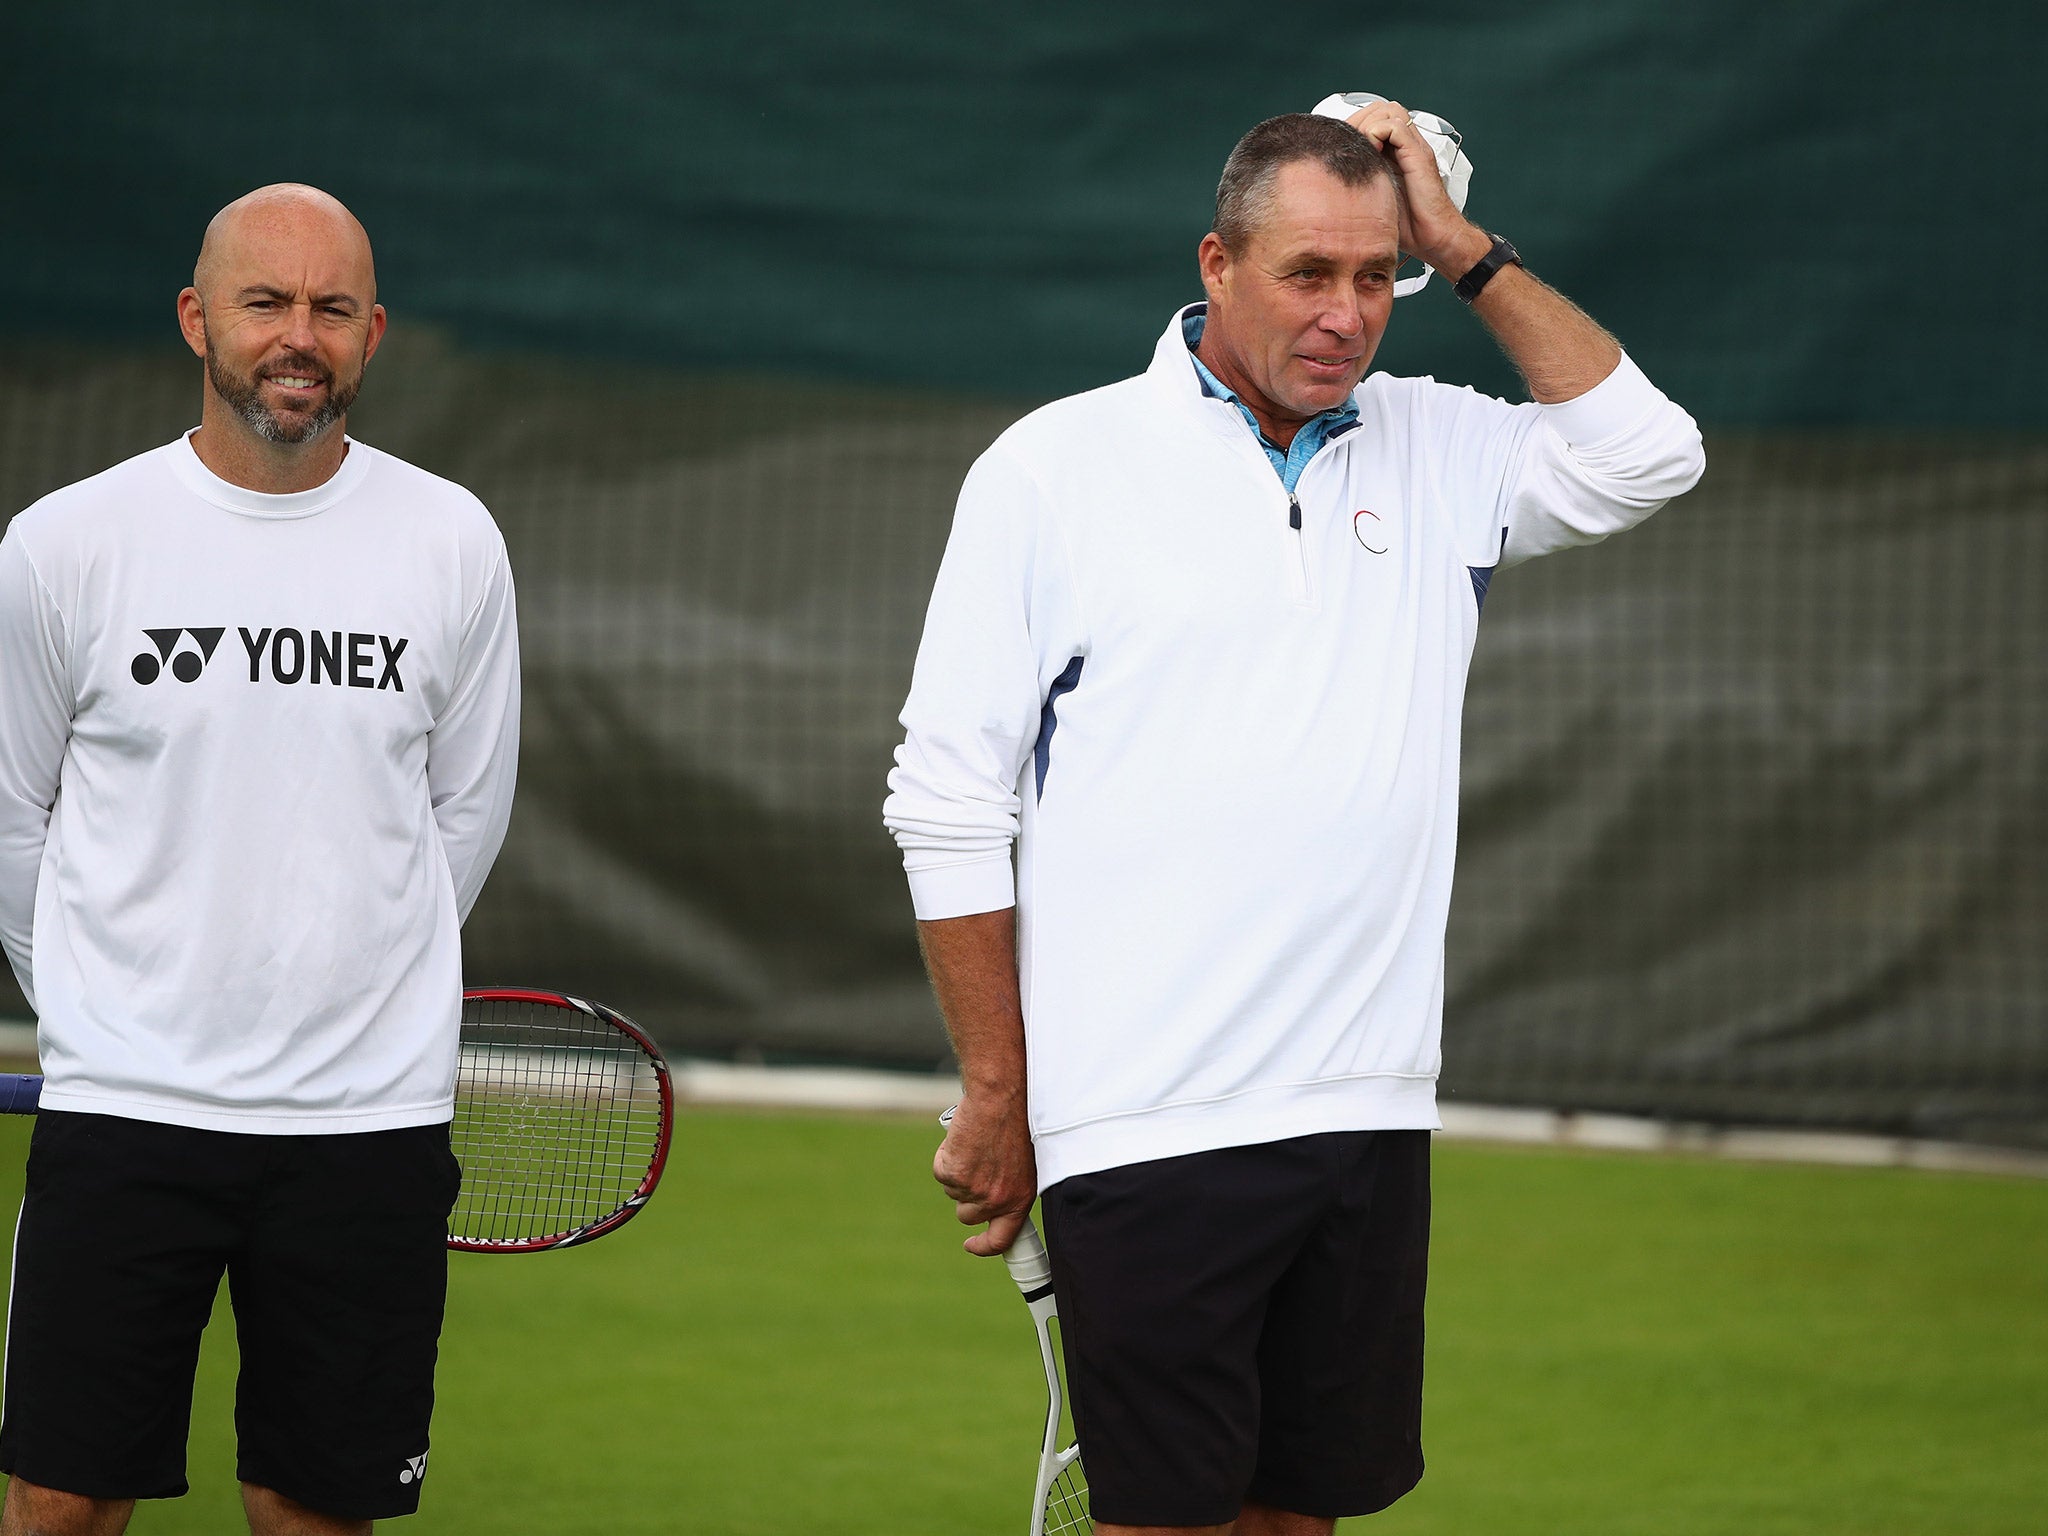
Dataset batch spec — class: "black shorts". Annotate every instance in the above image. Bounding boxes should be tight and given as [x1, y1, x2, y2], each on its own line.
[1039, 1129, 1430, 1526]
[0, 1110, 461, 1520]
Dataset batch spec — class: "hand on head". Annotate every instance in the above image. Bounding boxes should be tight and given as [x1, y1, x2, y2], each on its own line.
[1341, 101, 1489, 277]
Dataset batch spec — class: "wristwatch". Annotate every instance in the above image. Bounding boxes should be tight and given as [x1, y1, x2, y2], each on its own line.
[1452, 235, 1521, 305]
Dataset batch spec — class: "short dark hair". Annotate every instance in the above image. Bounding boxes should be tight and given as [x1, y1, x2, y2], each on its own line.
[1213, 113, 1392, 253]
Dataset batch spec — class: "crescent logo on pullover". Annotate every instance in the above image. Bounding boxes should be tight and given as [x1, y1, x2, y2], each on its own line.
[885, 304, 1705, 1189]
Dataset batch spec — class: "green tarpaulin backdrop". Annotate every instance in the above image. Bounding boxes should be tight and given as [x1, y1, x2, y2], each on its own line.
[2, 2, 2041, 1145]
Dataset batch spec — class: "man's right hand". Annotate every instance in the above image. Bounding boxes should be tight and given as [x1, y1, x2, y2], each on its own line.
[934, 1088, 1036, 1256]
[918, 907, 1036, 1256]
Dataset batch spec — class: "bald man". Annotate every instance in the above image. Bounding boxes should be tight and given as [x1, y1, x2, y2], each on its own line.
[0, 185, 520, 1535]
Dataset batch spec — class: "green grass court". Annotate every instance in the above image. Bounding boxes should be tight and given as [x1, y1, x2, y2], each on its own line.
[2, 1110, 2043, 1534]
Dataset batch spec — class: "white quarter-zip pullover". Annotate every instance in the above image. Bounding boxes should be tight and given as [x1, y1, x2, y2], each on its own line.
[886, 305, 1704, 1188]
[0, 433, 519, 1133]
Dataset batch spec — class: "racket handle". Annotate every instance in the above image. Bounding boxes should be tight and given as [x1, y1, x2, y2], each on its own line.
[1002, 1217, 1051, 1294]
[0, 1074, 43, 1114]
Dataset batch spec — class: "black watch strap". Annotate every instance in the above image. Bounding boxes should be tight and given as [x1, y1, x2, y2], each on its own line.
[1452, 235, 1521, 305]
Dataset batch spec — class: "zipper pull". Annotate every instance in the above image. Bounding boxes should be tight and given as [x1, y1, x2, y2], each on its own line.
[1288, 495, 1302, 530]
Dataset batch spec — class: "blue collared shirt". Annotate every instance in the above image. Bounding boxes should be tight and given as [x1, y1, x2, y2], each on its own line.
[1183, 308, 1360, 494]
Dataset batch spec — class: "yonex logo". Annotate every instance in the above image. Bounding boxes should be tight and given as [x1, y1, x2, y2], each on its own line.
[128, 627, 409, 690]
[238, 627, 407, 690]
[131, 627, 225, 684]
[399, 1451, 428, 1486]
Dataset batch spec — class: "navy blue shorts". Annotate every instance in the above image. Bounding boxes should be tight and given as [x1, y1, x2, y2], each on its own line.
[1039, 1129, 1430, 1526]
[0, 1110, 460, 1519]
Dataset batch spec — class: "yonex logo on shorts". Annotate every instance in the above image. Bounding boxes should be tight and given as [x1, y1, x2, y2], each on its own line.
[129, 626, 409, 690]
[399, 1451, 428, 1485]
[131, 627, 225, 684]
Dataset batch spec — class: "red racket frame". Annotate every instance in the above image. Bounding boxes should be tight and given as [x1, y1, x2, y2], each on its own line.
[451, 986, 674, 1254]
[0, 988, 674, 1254]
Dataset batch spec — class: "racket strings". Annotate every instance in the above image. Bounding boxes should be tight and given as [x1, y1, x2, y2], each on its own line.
[450, 997, 665, 1246]
[1043, 1458, 1090, 1535]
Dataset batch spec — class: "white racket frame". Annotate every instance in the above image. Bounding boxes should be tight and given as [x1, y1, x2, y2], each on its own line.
[1004, 1218, 1088, 1535]
[940, 1104, 1089, 1534]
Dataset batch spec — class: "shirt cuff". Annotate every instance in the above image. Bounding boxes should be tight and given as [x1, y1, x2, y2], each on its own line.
[1536, 351, 1661, 446]
[905, 855, 1017, 921]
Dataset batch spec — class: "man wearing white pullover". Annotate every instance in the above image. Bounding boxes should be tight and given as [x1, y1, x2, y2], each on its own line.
[887, 106, 1702, 1534]
[0, 186, 518, 1536]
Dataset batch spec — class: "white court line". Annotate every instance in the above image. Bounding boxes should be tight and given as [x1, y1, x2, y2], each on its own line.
[668, 1063, 2048, 1179]
[4, 1022, 2042, 1179]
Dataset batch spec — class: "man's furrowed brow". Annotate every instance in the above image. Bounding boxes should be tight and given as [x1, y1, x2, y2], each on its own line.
[234, 284, 362, 311]
[1271, 247, 1399, 274]
[1270, 248, 1337, 272]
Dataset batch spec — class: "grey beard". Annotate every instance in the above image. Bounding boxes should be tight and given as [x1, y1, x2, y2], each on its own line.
[204, 347, 362, 445]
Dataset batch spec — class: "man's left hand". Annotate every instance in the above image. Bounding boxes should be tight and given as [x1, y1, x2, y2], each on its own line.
[1345, 100, 1492, 280]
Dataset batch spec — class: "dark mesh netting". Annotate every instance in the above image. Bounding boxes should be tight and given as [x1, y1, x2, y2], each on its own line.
[2, 2, 2041, 1145]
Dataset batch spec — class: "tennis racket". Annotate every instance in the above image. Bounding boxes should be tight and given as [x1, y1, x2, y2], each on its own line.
[0, 986, 673, 1254]
[939, 1105, 1090, 1535]
[1003, 1217, 1091, 1535]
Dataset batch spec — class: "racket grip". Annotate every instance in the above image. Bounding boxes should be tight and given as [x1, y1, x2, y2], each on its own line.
[1002, 1217, 1051, 1294]
[0, 1074, 43, 1114]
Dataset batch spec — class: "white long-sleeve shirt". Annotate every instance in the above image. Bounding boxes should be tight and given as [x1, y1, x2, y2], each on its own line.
[0, 432, 520, 1133]
[886, 305, 1705, 1188]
